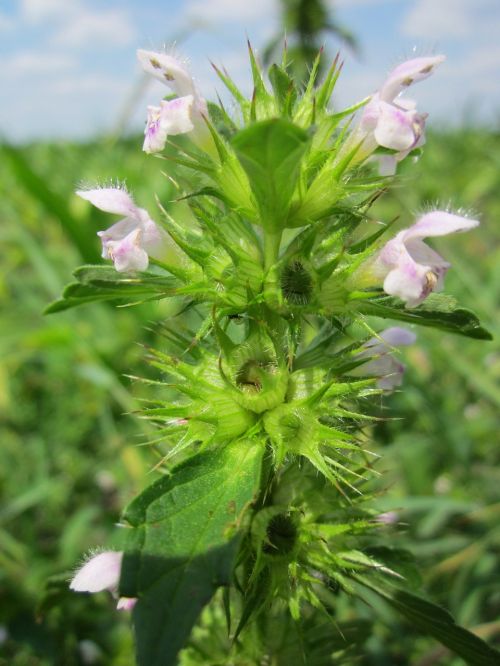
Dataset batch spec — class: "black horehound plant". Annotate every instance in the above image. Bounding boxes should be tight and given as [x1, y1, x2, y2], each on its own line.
[48, 45, 498, 665]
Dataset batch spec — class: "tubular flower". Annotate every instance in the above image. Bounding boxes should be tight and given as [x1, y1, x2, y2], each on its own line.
[373, 211, 479, 307]
[137, 49, 208, 153]
[143, 96, 195, 153]
[355, 327, 416, 390]
[357, 55, 445, 172]
[76, 186, 167, 272]
[70, 551, 137, 611]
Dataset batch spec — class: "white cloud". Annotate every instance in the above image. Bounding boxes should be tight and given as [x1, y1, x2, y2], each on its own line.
[0, 12, 14, 31]
[333, 0, 398, 7]
[185, 0, 275, 24]
[47, 74, 128, 96]
[20, 0, 137, 49]
[53, 9, 137, 48]
[401, 0, 500, 40]
[2, 51, 77, 78]
[21, 0, 77, 23]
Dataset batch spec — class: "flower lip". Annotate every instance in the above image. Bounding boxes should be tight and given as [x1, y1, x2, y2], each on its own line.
[137, 49, 195, 97]
[70, 551, 123, 594]
[380, 55, 446, 102]
[76, 186, 139, 218]
[77, 185, 167, 272]
[375, 211, 479, 307]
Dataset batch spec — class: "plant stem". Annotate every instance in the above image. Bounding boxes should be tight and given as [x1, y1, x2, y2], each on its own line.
[263, 230, 282, 271]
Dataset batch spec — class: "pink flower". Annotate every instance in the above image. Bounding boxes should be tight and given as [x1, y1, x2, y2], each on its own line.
[143, 96, 196, 153]
[374, 211, 479, 307]
[137, 49, 208, 153]
[358, 55, 445, 173]
[355, 327, 416, 391]
[70, 551, 137, 611]
[76, 186, 167, 272]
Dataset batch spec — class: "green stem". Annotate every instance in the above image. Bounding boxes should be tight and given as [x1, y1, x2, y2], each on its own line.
[263, 230, 282, 271]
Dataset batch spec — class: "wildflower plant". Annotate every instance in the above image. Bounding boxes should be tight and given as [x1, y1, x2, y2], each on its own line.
[49, 44, 498, 665]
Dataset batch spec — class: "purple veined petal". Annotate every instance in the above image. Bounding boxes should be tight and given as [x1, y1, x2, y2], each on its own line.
[143, 105, 169, 154]
[70, 551, 123, 594]
[160, 95, 195, 135]
[403, 211, 480, 241]
[137, 49, 195, 97]
[76, 187, 140, 219]
[374, 101, 419, 151]
[105, 229, 150, 272]
[116, 597, 138, 611]
[379, 55, 446, 102]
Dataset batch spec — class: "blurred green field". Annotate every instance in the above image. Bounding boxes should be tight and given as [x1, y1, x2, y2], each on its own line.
[0, 127, 499, 665]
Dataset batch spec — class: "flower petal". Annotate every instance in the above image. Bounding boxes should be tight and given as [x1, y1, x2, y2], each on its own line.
[375, 327, 417, 347]
[380, 55, 446, 102]
[106, 229, 150, 272]
[403, 211, 479, 241]
[137, 49, 195, 97]
[382, 253, 431, 307]
[160, 96, 195, 134]
[117, 597, 138, 611]
[70, 551, 122, 593]
[374, 101, 420, 151]
[143, 105, 169, 154]
[76, 187, 139, 219]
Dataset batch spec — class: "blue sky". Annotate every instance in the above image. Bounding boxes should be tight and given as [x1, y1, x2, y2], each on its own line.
[1, 0, 499, 141]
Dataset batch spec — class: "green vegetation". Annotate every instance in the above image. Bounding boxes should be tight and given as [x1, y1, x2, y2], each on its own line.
[1, 127, 498, 665]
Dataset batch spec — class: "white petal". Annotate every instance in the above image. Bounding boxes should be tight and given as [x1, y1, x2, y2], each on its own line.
[160, 96, 195, 135]
[97, 217, 137, 243]
[405, 238, 449, 269]
[373, 154, 398, 176]
[117, 597, 137, 611]
[143, 105, 169, 154]
[141, 219, 167, 258]
[137, 49, 195, 97]
[70, 551, 122, 593]
[380, 55, 446, 102]
[383, 257, 430, 307]
[76, 187, 139, 219]
[107, 229, 149, 272]
[374, 102, 418, 151]
[403, 211, 479, 241]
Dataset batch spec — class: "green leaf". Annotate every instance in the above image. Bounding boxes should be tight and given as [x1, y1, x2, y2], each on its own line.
[354, 576, 500, 665]
[358, 294, 493, 340]
[231, 119, 309, 231]
[119, 440, 264, 666]
[268, 64, 297, 116]
[45, 265, 181, 313]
